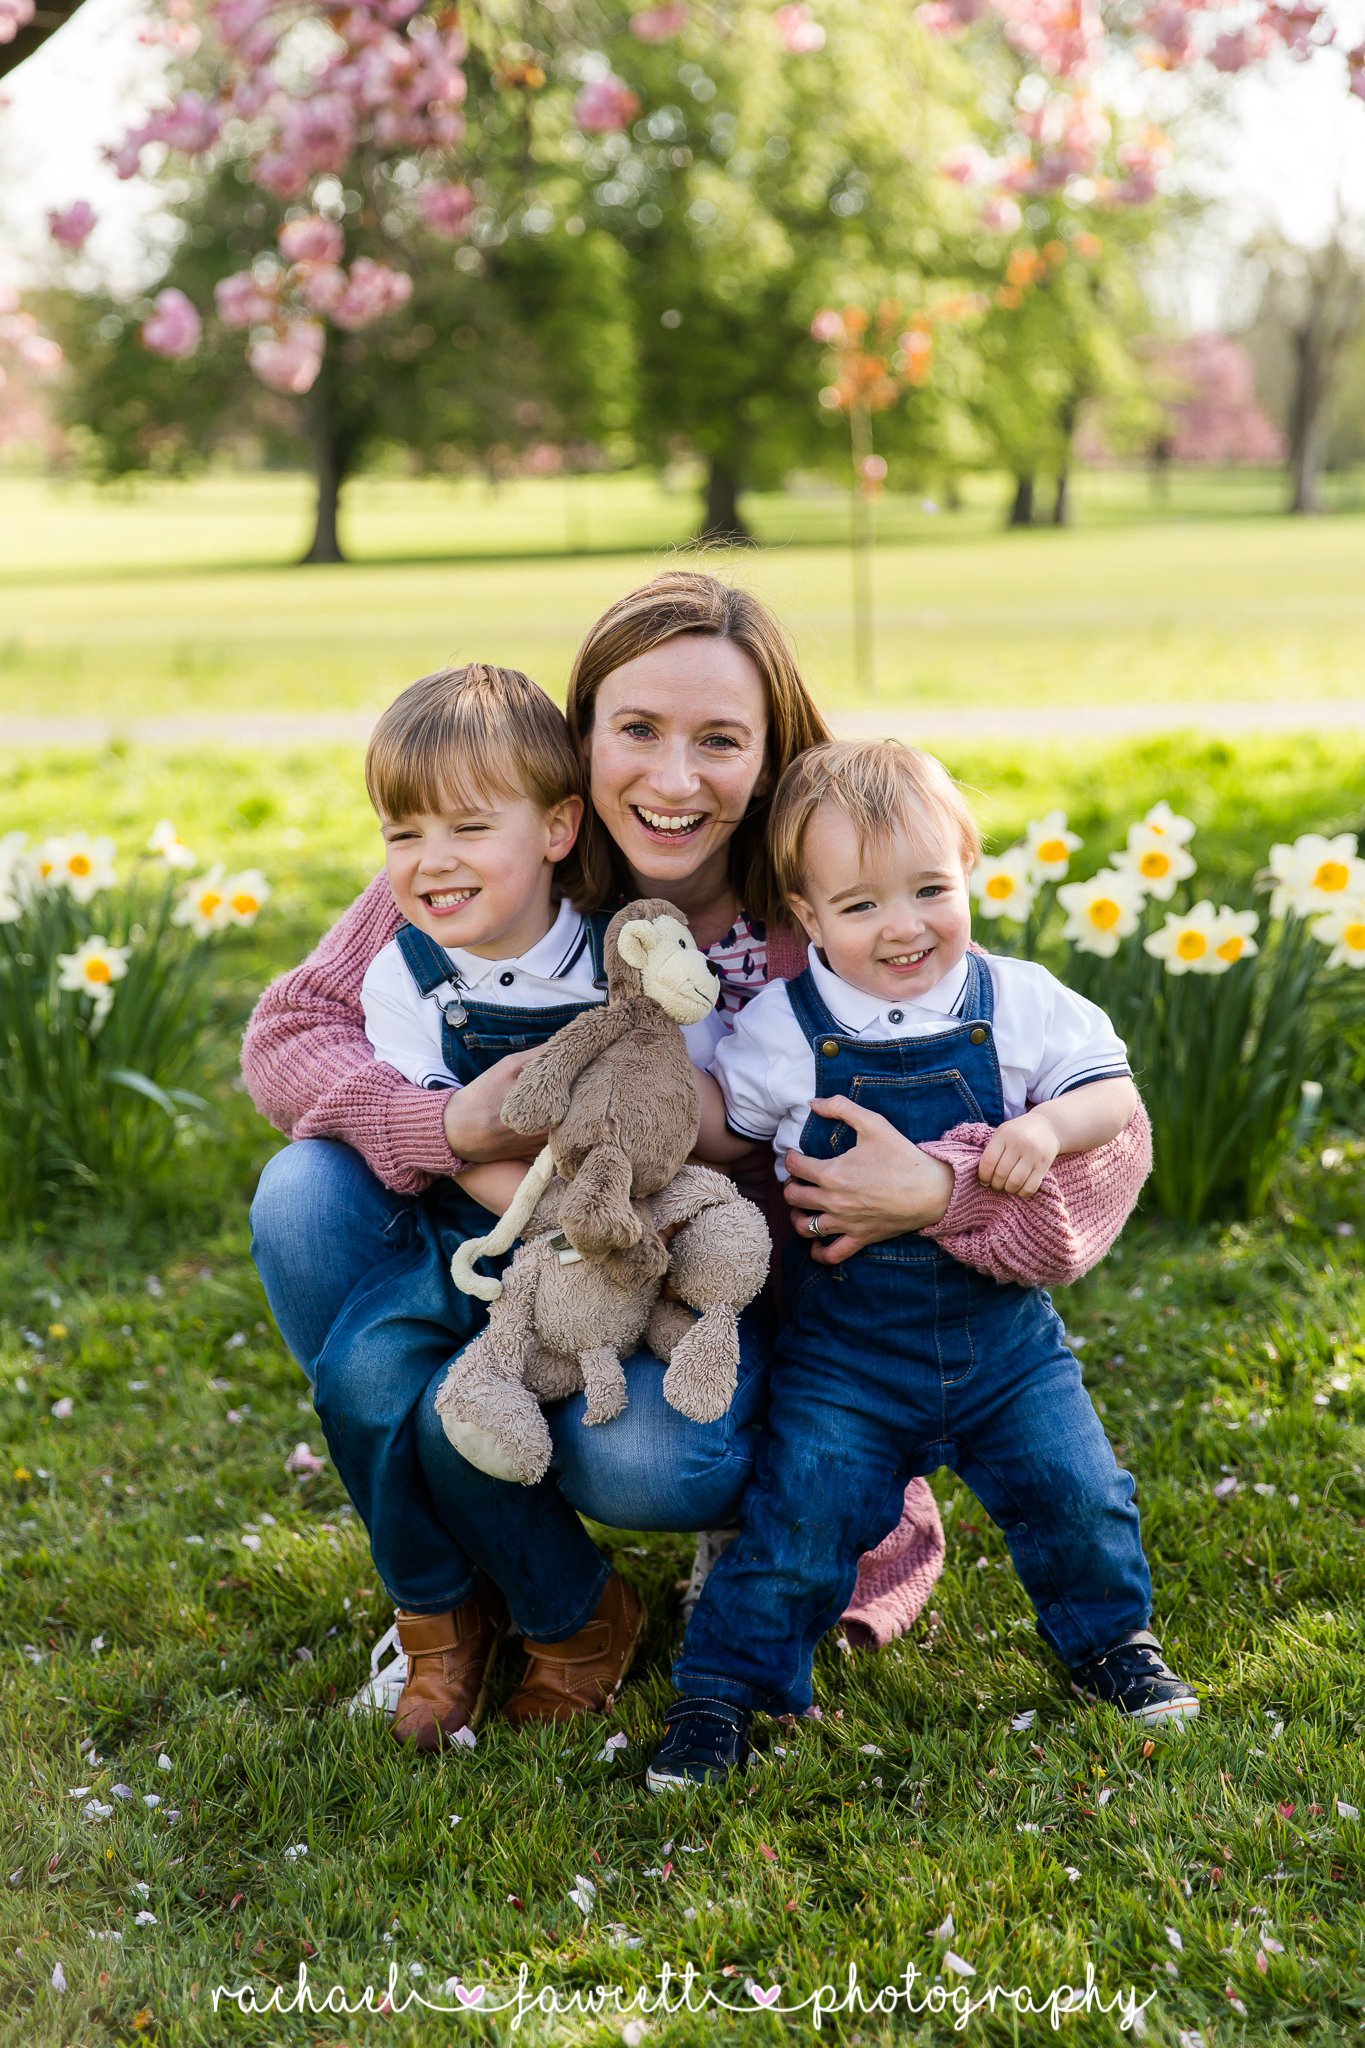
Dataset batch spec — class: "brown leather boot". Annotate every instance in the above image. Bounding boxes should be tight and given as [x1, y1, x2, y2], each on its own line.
[389, 1583, 508, 1753]
[501, 1572, 647, 1729]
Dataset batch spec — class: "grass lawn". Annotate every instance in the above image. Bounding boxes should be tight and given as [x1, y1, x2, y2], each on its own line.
[5, 468, 1365, 724]
[3, 733, 1363, 2044]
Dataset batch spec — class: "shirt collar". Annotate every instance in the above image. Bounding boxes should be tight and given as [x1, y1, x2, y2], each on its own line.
[443, 897, 584, 989]
[806, 943, 971, 1032]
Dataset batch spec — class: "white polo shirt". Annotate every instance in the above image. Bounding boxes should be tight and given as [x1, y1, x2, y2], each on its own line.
[361, 896, 725, 1087]
[713, 945, 1131, 1177]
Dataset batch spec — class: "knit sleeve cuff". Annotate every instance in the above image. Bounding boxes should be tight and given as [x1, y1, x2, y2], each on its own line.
[383, 1084, 465, 1180]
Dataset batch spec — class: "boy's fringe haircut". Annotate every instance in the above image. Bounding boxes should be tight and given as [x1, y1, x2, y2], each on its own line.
[365, 664, 582, 825]
[770, 739, 981, 899]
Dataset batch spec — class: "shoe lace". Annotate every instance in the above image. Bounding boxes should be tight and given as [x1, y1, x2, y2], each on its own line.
[369, 1622, 401, 1677]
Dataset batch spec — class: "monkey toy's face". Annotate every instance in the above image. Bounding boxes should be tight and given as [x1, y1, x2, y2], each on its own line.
[615, 911, 719, 1027]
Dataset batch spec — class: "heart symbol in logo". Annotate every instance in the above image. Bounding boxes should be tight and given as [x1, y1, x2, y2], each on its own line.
[455, 1983, 486, 2007]
[748, 1984, 781, 2008]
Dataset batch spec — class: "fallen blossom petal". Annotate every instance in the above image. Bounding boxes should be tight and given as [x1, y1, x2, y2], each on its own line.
[284, 1843, 307, 1860]
[111, 1784, 133, 1800]
[1212, 1476, 1239, 1498]
[1338, 1801, 1359, 1820]
[446, 1725, 476, 1749]
[284, 1442, 325, 1476]
[942, 1950, 975, 1977]
[934, 1913, 955, 1938]
[1010, 1709, 1036, 1731]
[52, 1962, 67, 1992]
[1166, 1927, 1183, 1951]
[135, 1911, 157, 1926]
[597, 1731, 628, 1761]
[1097, 1788, 1113, 1806]
[157, 1753, 172, 1772]
[52, 1397, 74, 1419]
[142, 1794, 160, 1808]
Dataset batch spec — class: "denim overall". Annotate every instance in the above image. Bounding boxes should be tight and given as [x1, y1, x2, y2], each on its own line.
[676, 951, 1152, 1716]
[309, 913, 619, 1620]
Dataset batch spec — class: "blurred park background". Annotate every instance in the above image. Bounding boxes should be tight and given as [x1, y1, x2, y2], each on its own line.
[4, 7, 1365, 2044]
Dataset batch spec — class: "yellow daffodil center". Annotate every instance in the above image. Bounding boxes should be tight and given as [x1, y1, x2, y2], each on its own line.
[1313, 861, 1349, 893]
[68, 853, 92, 877]
[1216, 936, 1245, 962]
[985, 876, 1014, 900]
[1139, 850, 1171, 878]
[1345, 922, 1365, 952]
[1089, 899, 1121, 930]
[39, 860, 54, 877]
[1036, 839, 1068, 864]
[230, 891, 259, 916]
[85, 958, 112, 984]
[1176, 931, 1207, 961]
[199, 891, 222, 915]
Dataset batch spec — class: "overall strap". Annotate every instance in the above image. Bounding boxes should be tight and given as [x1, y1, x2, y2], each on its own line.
[960, 949, 996, 1026]
[582, 909, 613, 992]
[394, 922, 468, 1027]
[784, 966, 839, 1043]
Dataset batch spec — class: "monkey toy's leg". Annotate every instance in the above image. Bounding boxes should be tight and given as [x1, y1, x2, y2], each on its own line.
[559, 1142, 642, 1257]
[577, 1345, 629, 1426]
[645, 1296, 697, 1364]
[434, 1255, 555, 1485]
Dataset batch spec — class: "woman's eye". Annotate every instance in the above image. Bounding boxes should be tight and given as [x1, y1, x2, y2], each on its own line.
[622, 722, 655, 741]
[701, 734, 739, 750]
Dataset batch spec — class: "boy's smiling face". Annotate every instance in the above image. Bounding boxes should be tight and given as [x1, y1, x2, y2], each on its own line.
[788, 803, 974, 1004]
[381, 788, 582, 960]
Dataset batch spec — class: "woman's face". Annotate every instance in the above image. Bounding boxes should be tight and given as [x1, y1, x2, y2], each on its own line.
[588, 633, 770, 898]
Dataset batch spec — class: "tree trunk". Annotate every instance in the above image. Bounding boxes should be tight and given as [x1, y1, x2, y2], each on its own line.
[1051, 468, 1070, 526]
[1287, 321, 1327, 514]
[303, 420, 347, 563]
[1007, 473, 1035, 528]
[697, 456, 752, 544]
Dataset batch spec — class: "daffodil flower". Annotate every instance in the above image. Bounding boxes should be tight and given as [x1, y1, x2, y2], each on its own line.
[147, 819, 196, 871]
[37, 834, 118, 905]
[172, 866, 231, 938]
[1024, 810, 1081, 882]
[1113, 825, 1197, 902]
[1136, 800, 1196, 845]
[221, 870, 271, 925]
[970, 849, 1035, 922]
[56, 935, 131, 1017]
[1265, 832, 1365, 920]
[1311, 902, 1365, 969]
[1057, 869, 1144, 957]
[1144, 900, 1256, 976]
[0, 833, 25, 925]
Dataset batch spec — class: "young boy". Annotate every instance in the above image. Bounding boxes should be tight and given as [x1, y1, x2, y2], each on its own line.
[318, 663, 649, 1752]
[646, 740, 1197, 1791]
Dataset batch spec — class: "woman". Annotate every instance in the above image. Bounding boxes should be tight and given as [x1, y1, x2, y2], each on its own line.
[245, 570, 1150, 1739]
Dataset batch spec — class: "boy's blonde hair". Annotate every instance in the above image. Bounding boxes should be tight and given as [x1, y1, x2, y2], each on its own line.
[771, 739, 981, 899]
[365, 664, 582, 824]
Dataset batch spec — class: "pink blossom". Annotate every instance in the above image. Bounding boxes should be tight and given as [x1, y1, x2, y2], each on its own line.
[249, 320, 324, 394]
[158, 90, 222, 153]
[17, 333, 64, 373]
[215, 270, 279, 327]
[279, 215, 344, 265]
[773, 3, 825, 53]
[1210, 26, 1272, 71]
[420, 180, 475, 238]
[297, 263, 348, 314]
[809, 308, 844, 343]
[141, 288, 202, 359]
[574, 75, 641, 133]
[1349, 42, 1365, 99]
[938, 143, 993, 185]
[630, 4, 688, 39]
[918, 0, 988, 37]
[0, 0, 35, 44]
[49, 201, 96, 251]
[284, 1442, 326, 1475]
[979, 194, 1022, 233]
[330, 258, 413, 330]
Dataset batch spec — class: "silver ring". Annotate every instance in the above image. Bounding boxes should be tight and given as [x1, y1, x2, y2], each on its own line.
[807, 1213, 825, 1239]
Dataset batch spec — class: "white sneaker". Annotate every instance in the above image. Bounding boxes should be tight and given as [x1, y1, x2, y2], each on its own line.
[679, 1528, 739, 1626]
[346, 1619, 408, 1718]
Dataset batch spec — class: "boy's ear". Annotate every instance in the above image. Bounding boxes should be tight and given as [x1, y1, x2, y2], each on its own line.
[546, 796, 584, 862]
[786, 890, 821, 949]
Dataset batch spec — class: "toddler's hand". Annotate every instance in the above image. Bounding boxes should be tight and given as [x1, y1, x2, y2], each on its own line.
[977, 1110, 1059, 1198]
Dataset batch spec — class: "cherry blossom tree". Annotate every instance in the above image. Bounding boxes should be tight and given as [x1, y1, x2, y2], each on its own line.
[1147, 331, 1285, 464]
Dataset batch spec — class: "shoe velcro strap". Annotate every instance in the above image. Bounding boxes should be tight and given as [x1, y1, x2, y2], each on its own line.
[519, 1622, 612, 1664]
[395, 1611, 462, 1656]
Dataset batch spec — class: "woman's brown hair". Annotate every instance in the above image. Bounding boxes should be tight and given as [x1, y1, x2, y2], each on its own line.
[565, 570, 831, 929]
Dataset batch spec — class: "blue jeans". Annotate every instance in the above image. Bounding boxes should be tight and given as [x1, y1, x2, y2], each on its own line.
[676, 1252, 1150, 1716]
[249, 1140, 770, 1637]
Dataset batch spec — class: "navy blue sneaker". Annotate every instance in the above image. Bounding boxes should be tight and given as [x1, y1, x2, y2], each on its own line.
[1070, 1631, 1199, 1727]
[644, 1696, 752, 1792]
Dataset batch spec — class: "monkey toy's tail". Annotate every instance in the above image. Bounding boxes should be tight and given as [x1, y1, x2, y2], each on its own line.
[450, 1143, 556, 1302]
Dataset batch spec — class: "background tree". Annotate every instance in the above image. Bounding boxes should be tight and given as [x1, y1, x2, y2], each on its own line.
[1239, 222, 1365, 513]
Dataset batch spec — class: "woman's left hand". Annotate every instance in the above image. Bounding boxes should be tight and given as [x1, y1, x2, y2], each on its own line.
[783, 1095, 955, 1264]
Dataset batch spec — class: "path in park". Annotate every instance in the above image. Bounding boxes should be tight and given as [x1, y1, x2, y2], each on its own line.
[4, 700, 1364, 748]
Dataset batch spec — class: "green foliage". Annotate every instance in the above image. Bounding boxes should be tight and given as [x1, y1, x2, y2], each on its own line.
[0, 850, 262, 1227]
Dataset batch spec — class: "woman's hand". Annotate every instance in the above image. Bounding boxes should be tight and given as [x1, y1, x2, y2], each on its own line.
[783, 1095, 955, 1264]
[442, 1049, 550, 1164]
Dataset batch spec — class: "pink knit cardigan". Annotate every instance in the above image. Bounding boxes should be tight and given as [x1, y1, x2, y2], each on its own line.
[242, 876, 1152, 1649]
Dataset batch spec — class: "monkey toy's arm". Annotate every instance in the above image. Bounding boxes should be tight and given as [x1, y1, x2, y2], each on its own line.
[500, 1004, 636, 1134]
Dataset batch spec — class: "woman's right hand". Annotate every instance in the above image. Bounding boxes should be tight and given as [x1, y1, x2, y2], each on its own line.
[442, 1048, 549, 1163]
